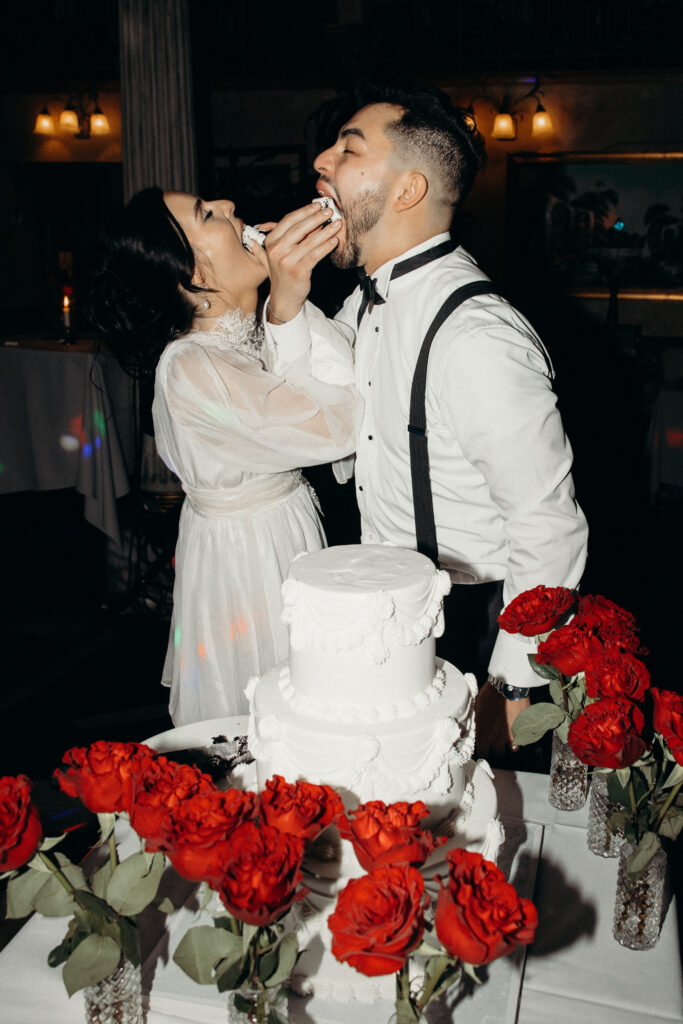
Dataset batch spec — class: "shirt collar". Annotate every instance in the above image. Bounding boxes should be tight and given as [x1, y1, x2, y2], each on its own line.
[371, 231, 453, 298]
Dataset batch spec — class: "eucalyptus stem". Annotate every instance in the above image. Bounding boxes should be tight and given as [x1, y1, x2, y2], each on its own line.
[37, 851, 75, 896]
[628, 779, 641, 844]
[108, 831, 117, 873]
[417, 954, 450, 1012]
[653, 780, 683, 833]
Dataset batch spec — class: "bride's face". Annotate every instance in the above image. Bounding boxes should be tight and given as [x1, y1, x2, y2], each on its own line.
[164, 191, 268, 301]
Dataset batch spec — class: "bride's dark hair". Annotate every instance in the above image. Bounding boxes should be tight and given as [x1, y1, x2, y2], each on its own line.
[84, 186, 208, 377]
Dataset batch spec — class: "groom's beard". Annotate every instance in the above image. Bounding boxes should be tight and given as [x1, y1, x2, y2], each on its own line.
[330, 183, 390, 269]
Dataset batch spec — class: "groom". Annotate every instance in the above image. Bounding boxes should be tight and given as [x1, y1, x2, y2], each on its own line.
[262, 81, 588, 757]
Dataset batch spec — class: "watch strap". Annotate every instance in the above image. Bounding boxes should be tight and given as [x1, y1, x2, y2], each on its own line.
[487, 674, 530, 701]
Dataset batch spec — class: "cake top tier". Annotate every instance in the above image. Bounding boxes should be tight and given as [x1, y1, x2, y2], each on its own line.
[281, 544, 451, 658]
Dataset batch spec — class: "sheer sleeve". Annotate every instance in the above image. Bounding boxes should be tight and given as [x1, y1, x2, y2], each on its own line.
[158, 337, 363, 475]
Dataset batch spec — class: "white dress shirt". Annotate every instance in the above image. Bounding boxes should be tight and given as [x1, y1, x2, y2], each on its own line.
[264, 235, 588, 688]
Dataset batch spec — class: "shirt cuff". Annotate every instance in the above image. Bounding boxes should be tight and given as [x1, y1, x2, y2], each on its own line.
[263, 300, 310, 368]
[488, 629, 545, 689]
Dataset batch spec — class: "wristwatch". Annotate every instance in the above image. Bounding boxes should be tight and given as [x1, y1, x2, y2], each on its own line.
[487, 674, 530, 701]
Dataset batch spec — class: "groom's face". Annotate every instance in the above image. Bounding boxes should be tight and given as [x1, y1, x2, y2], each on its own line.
[314, 103, 402, 268]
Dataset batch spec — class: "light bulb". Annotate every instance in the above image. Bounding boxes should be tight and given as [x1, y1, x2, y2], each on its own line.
[491, 112, 516, 140]
[34, 106, 55, 135]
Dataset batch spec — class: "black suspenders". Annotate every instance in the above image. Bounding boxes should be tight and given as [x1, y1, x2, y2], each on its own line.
[408, 281, 495, 565]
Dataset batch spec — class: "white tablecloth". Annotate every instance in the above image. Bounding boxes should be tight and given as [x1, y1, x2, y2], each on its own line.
[0, 744, 680, 1023]
[0, 339, 136, 544]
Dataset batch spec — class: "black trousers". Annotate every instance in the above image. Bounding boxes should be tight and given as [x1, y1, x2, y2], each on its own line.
[435, 579, 505, 686]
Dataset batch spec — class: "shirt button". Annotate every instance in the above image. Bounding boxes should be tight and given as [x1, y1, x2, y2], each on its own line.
[374, 326, 379, 333]
[358, 485, 364, 491]
[368, 381, 372, 386]
[368, 435, 373, 440]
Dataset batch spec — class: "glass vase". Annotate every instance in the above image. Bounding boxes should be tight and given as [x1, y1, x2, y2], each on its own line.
[547, 732, 588, 811]
[227, 985, 288, 1023]
[613, 841, 667, 951]
[84, 957, 143, 1024]
[587, 773, 624, 857]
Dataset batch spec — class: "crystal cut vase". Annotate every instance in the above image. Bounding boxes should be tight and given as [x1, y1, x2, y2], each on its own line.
[547, 732, 588, 811]
[587, 773, 624, 857]
[227, 985, 288, 1023]
[613, 842, 666, 951]
[84, 958, 143, 1024]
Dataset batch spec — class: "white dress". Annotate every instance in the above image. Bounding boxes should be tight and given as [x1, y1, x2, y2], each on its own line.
[152, 308, 362, 726]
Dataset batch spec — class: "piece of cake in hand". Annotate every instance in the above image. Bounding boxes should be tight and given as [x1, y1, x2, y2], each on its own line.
[312, 196, 343, 221]
[241, 224, 266, 252]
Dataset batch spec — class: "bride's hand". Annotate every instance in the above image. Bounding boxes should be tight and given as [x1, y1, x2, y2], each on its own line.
[263, 204, 341, 323]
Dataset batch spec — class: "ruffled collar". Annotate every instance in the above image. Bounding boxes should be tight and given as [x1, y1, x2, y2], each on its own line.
[203, 308, 264, 358]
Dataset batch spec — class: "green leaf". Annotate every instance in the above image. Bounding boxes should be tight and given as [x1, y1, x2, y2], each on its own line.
[548, 676, 566, 709]
[626, 832, 661, 879]
[242, 922, 259, 954]
[33, 870, 84, 917]
[117, 918, 141, 966]
[62, 934, 121, 997]
[173, 926, 243, 985]
[216, 955, 250, 993]
[606, 773, 629, 808]
[105, 851, 164, 916]
[156, 896, 175, 915]
[96, 814, 116, 845]
[90, 859, 114, 900]
[262, 933, 299, 989]
[462, 962, 483, 985]
[76, 890, 118, 922]
[48, 935, 73, 968]
[396, 997, 421, 1024]
[555, 718, 570, 744]
[659, 808, 683, 841]
[528, 656, 561, 682]
[662, 763, 683, 789]
[5, 868, 49, 918]
[430, 962, 462, 999]
[616, 767, 632, 788]
[512, 704, 566, 746]
[39, 833, 67, 853]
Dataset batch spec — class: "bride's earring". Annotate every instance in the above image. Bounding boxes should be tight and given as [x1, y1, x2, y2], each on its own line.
[201, 298, 210, 311]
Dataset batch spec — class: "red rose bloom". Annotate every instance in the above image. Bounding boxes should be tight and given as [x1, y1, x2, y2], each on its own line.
[568, 698, 647, 768]
[162, 788, 258, 883]
[0, 775, 43, 872]
[536, 624, 603, 677]
[259, 775, 344, 841]
[651, 688, 683, 765]
[215, 821, 307, 926]
[130, 756, 215, 850]
[498, 586, 576, 637]
[435, 849, 537, 966]
[54, 741, 158, 815]
[337, 799, 446, 872]
[584, 650, 650, 702]
[328, 864, 428, 976]
[574, 595, 643, 653]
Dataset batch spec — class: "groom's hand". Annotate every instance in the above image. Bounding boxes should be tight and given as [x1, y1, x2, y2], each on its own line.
[264, 203, 341, 323]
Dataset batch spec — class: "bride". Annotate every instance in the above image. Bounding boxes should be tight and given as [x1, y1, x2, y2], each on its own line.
[87, 187, 362, 725]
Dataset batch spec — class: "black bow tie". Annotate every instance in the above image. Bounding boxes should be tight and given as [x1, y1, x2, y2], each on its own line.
[357, 272, 386, 327]
[356, 237, 458, 327]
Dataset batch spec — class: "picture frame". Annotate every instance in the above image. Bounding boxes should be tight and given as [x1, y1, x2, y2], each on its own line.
[505, 151, 683, 301]
[212, 144, 311, 225]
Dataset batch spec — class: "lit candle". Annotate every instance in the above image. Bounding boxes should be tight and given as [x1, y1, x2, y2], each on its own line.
[63, 294, 71, 330]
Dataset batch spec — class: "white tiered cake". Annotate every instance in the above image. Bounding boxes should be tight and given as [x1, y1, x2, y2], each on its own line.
[246, 544, 503, 1005]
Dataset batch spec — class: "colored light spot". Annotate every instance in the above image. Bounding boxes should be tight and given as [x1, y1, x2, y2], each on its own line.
[614, 219, 625, 231]
[665, 427, 683, 449]
[82, 443, 93, 457]
[95, 436, 102, 449]
[229, 618, 248, 641]
[0, 462, 4, 474]
[198, 642, 207, 660]
[93, 409, 107, 436]
[60, 434, 80, 452]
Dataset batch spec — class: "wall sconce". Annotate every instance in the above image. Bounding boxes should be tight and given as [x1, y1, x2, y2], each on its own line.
[34, 89, 111, 139]
[471, 77, 554, 142]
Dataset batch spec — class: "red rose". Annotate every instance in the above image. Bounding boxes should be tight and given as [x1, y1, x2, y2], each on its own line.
[574, 595, 643, 653]
[328, 864, 428, 976]
[337, 800, 446, 872]
[215, 821, 307, 926]
[130, 756, 215, 850]
[435, 849, 537, 966]
[162, 788, 258, 883]
[498, 586, 576, 637]
[651, 688, 683, 765]
[259, 775, 344, 841]
[0, 775, 43, 872]
[568, 698, 647, 768]
[584, 650, 650, 702]
[54, 741, 158, 814]
[536, 624, 603, 677]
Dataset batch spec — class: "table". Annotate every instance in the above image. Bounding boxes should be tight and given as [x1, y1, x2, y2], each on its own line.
[0, 337, 137, 544]
[0, 727, 680, 1024]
